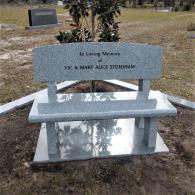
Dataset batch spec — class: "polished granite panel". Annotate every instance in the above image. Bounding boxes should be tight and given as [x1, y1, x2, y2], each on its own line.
[28, 8, 58, 26]
[29, 91, 177, 123]
[33, 118, 169, 163]
[33, 42, 163, 81]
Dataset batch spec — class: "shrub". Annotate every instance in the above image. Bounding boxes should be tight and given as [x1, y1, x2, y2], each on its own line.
[55, 0, 126, 43]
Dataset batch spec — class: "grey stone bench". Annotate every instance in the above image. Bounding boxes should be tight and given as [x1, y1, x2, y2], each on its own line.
[29, 42, 177, 162]
[30, 92, 175, 122]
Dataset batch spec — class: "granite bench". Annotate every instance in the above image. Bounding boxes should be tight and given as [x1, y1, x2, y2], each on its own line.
[29, 42, 177, 162]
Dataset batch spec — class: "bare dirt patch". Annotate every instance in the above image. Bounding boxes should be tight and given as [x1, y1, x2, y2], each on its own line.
[0, 83, 194, 195]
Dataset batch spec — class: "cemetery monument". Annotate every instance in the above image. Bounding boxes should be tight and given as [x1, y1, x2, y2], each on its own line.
[26, 8, 62, 30]
[29, 42, 177, 163]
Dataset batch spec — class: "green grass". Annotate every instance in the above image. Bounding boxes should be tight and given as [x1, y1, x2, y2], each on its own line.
[0, 6, 194, 101]
[119, 8, 193, 22]
[0, 6, 193, 27]
[116, 8, 194, 100]
[0, 5, 65, 27]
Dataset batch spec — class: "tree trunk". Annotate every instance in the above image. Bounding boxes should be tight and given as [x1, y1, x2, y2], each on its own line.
[171, 0, 175, 7]
[138, 0, 144, 7]
[91, 3, 96, 92]
[153, 0, 158, 9]
[164, 0, 170, 7]
[132, 0, 137, 7]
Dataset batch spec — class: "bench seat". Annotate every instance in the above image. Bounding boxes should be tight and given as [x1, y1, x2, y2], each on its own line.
[29, 91, 176, 123]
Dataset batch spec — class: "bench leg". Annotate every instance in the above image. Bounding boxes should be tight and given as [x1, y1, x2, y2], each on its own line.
[135, 117, 144, 128]
[46, 122, 58, 155]
[143, 117, 158, 148]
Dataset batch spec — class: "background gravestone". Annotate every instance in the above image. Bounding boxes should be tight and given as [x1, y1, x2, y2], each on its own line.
[26, 8, 62, 30]
[28, 8, 57, 26]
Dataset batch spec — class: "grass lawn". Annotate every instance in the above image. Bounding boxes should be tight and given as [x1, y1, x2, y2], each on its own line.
[0, 5, 195, 195]
[0, 5, 194, 102]
[118, 8, 194, 100]
[0, 5, 65, 27]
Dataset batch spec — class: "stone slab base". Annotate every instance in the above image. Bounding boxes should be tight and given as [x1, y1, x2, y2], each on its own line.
[25, 23, 63, 30]
[33, 118, 169, 163]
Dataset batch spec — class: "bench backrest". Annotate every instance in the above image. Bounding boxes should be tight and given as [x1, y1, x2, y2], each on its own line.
[33, 42, 163, 81]
[32, 42, 163, 99]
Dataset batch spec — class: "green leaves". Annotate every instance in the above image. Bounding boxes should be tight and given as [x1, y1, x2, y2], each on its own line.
[56, 0, 122, 43]
[95, 0, 121, 42]
[69, 0, 90, 25]
[55, 28, 92, 43]
[98, 22, 120, 42]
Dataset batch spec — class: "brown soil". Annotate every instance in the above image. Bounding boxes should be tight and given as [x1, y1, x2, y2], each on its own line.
[0, 83, 194, 195]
